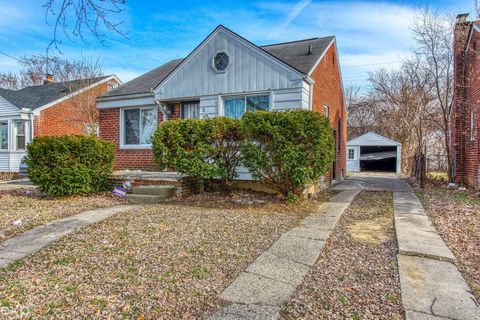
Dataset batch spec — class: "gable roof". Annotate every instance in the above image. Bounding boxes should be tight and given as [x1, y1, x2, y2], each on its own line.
[0, 76, 114, 111]
[99, 25, 335, 101]
[347, 132, 401, 146]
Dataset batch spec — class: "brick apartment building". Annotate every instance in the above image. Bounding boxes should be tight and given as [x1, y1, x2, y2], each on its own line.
[452, 13, 480, 188]
[0, 75, 121, 172]
[97, 25, 346, 185]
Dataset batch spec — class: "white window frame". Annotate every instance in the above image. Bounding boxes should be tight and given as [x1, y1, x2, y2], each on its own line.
[220, 91, 272, 117]
[347, 148, 355, 160]
[0, 120, 8, 151]
[324, 105, 329, 118]
[470, 111, 475, 141]
[107, 81, 118, 92]
[119, 106, 158, 149]
[14, 120, 27, 151]
[211, 50, 232, 74]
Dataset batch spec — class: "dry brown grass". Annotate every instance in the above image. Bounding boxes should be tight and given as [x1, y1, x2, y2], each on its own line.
[0, 189, 127, 241]
[0, 190, 332, 319]
[282, 191, 404, 319]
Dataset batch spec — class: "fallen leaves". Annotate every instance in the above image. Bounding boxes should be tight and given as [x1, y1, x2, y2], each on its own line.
[282, 191, 404, 319]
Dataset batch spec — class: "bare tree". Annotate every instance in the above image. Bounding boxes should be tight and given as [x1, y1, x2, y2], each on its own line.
[345, 85, 379, 139]
[43, 0, 128, 51]
[411, 8, 455, 180]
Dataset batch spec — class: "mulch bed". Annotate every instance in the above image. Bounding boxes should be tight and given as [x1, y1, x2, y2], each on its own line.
[0, 189, 333, 319]
[415, 183, 480, 301]
[0, 189, 127, 241]
[281, 191, 404, 319]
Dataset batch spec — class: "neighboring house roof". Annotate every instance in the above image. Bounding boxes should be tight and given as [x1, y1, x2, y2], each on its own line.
[347, 132, 402, 147]
[0, 76, 111, 111]
[100, 25, 335, 101]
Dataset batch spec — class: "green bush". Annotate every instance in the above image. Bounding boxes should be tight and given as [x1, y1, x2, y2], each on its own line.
[26, 135, 115, 197]
[152, 117, 243, 188]
[240, 110, 335, 196]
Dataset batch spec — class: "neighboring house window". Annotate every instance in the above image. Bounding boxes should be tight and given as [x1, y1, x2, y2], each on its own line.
[324, 105, 329, 118]
[0, 121, 7, 150]
[224, 94, 269, 118]
[15, 120, 26, 150]
[86, 123, 99, 136]
[213, 52, 229, 72]
[107, 82, 118, 91]
[470, 111, 475, 141]
[181, 101, 200, 119]
[348, 148, 355, 160]
[122, 107, 157, 146]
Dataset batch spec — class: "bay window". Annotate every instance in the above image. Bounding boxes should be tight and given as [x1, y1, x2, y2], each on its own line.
[224, 94, 269, 118]
[122, 107, 157, 147]
[0, 121, 7, 150]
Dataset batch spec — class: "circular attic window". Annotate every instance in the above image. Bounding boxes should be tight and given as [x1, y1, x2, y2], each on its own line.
[213, 52, 229, 72]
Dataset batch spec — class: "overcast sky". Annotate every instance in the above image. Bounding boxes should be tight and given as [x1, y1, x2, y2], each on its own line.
[0, 0, 475, 88]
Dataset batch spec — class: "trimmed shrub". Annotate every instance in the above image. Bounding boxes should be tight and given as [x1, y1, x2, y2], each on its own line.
[240, 110, 335, 197]
[26, 135, 115, 197]
[152, 117, 243, 188]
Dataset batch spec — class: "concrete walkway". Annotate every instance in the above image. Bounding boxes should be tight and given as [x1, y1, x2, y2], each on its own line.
[209, 189, 360, 320]
[0, 205, 140, 267]
[340, 174, 479, 320]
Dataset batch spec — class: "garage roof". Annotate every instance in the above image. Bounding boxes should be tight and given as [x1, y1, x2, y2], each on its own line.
[347, 132, 401, 147]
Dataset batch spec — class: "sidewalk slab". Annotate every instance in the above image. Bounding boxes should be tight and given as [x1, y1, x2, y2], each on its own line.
[395, 213, 456, 261]
[394, 192, 426, 215]
[398, 255, 479, 320]
[0, 205, 140, 267]
[268, 235, 325, 267]
[208, 304, 280, 320]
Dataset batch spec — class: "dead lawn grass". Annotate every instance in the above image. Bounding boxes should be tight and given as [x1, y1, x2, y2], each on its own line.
[0, 189, 127, 241]
[0, 190, 332, 319]
[282, 191, 404, 319]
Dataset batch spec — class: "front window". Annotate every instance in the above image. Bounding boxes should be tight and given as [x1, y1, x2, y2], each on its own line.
[348, 148, 355, 160]
[181, 101, 200, 119]
[0, 122, 7, 150]
[15, 121, 26, 150]
[213, 52, 229, 72]
[123, 108, 157, 146]
[224, 94, 269, 119]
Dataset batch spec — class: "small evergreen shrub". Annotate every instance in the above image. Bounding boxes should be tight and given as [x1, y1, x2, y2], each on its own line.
[240, 110, 335, 197]
[152, 117, 243, 188]
[26, 135, 115, 197]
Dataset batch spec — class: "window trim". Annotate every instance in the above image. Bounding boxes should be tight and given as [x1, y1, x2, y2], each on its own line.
[324, 105, 329, 118]
[14, 120, 27, 151]
[221, 92, 272, 118]
[119, 106, 158, 150]
[211, 50, 232, 74]
[347, 148, 355, 160]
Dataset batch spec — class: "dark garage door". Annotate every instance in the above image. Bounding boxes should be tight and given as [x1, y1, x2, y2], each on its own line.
[360, 146, 397, 172]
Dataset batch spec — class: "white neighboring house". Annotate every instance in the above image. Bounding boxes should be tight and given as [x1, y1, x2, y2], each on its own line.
[0, 75, 121, 173]
[347, 132, 402, 173]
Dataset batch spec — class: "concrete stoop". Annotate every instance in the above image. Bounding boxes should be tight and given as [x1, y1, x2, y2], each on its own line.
[126, 185, 177, 204]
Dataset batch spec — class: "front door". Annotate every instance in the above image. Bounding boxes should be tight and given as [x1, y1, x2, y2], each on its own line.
[181, 101, 200, 119]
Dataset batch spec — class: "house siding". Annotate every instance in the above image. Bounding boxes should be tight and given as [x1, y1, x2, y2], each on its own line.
[452, 20, 480, 188]
[0, 96, 20, 117]
[310, 42, 346, 183]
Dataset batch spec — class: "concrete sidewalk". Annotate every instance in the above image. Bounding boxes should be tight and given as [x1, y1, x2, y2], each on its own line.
[0, 205, 140, 267]
[209, 189, 360, 320]
[393, 191, 479, 320]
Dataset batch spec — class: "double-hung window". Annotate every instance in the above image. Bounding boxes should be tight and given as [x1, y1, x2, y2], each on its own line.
[348, 148, 355, 160]
[122, 107, 157, 147]
[15, 120, 26, 150]
[0, 121, 7, 150]
[224, 94, 269, 119]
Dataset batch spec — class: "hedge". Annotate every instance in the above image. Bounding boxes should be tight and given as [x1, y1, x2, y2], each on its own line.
[240, 110, 335, 196]
[25, 135, 115, 197]
[152, 117, 243, 188]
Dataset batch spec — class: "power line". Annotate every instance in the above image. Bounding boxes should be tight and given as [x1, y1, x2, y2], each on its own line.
[0, 50, 24, 63]
[343, 61, 400, 68]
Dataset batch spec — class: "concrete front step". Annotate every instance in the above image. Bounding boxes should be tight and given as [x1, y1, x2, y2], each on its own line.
[126, 194, 167, 204]
[132, 185, 176, 197]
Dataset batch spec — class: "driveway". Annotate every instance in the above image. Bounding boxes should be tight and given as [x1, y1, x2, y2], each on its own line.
[334, 172, 411, 192]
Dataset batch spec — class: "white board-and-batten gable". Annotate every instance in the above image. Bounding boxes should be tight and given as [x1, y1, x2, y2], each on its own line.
[347, 132, 401, 147]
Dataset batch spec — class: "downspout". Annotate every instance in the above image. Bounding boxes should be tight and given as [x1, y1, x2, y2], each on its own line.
[154, 100, 168, 122]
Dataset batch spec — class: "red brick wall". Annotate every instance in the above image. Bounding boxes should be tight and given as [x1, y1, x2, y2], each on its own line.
[310, 41, 347, 183]
[452, 20, 480, 188]
[99, 103, 180, 170]
[34, 79, 119, 137]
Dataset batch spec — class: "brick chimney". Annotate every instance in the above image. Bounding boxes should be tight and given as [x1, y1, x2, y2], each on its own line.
[44, 73, 54, 84]
[452, 13, 472, 184]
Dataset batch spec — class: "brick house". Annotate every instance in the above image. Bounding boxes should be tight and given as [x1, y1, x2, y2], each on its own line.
[452, 14, 480, 188]
[97, 25, 346, 184]
[0, 75, 121, 172]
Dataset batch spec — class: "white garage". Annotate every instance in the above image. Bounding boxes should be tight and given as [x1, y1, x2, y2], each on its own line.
[346, 132, 402, 173]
